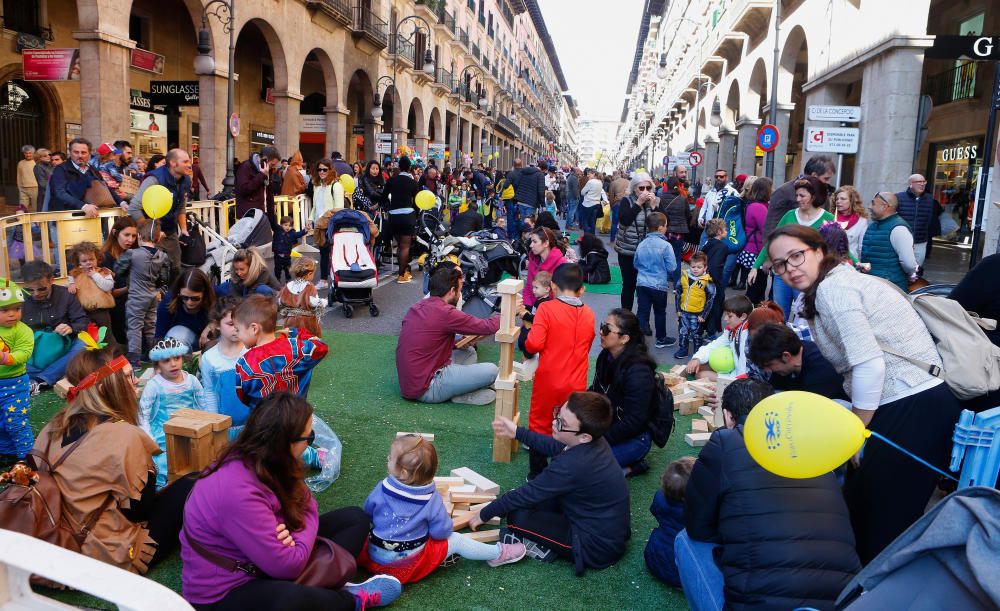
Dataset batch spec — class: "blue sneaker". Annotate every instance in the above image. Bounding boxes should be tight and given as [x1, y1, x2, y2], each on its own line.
[345, 574, 402, 609]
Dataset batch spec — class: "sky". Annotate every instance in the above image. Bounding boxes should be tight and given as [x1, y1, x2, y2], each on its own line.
[536, 0, 645, 121]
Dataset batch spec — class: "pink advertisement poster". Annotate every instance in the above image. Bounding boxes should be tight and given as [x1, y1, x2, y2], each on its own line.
[130, 48, 165, 74]
[23, 49, 81, 81]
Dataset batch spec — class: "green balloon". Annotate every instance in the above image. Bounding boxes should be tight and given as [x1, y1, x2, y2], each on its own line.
[708, 346, 736, 374]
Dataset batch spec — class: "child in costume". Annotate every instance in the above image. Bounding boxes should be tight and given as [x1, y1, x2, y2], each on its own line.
[139, 337, 207, 488]
[115, 218, 171, 367]
[0, 279, 34, 467]
[674, 251, 716, 360]
[278, 257, 327, 337]
[199, 298, 248, 439]
[360, 434, 525, 583]
[66, 241, 117, 347]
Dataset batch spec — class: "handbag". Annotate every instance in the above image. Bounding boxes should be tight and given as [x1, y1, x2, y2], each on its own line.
[0, 433, 113, 553]
[28, 330, 72, 370]
[84, 179, 116, 208]
[186, 530, 356, 589]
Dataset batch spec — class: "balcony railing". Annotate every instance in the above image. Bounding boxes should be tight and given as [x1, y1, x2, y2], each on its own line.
[496, 114, 520, 138]
[458, 27, 469, 48]
[436, 67, 453, 89]
[392, 35, 416, 65]
[352, 4, 388, 48]
[437, 5, 455, 32]
[472, 42, 481, 60]
[927, 62, 978, 106]
[306, 0, 352, 26]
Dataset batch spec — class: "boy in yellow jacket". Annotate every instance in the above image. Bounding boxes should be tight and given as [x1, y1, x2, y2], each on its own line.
[674, 252, 716, 359]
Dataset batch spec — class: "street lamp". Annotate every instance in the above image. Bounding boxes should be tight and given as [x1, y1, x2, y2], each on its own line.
[657, 53, 669, 79]
[374, 14, 435, 159]
[193, 0, 236, 200]
[710, 98, 723, 128]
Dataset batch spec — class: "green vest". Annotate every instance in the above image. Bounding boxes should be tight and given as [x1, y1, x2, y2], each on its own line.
[861, 214, 910, 290]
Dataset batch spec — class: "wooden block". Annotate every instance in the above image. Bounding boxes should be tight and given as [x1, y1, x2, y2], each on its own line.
[450, 485, 476, 494]
[661, 373, 686, 387]
[449, 491, 497, 504]
[468, 502, 492, 513]
[452, 511, 474, 531]
[685, 432, 712, 447]
[496, 278, 524, 295]
[54, 377, 72, 399]
[434, 476, 466, 491]
[173, 409, 231, 458]
[669, 365, 686, 375]
[698, 406, 715, 419]
[443, 501, 454, 516]
[453, 502, 470, 512]
[494, 375, 517, 391]
[676, 396, 705, 416]
[687, 381, 716, 397]
[162, 417, 213, 439]
[704, 417, 720, 432]
[672, 387, 696, 400]
[397, 432, 436, 441]
[498, 342, 516, 379]
[463, 529, 500, 543]
[455, 335, 486, 350]
[691, 419, 709, 433]
[451, 467, 501, 495]
[494, 328, 520, 343]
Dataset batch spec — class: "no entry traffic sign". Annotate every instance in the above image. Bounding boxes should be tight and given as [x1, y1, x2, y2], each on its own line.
[229, 113, 241, 138]
[689, 151, 703, 167]
[757, 124, 780, 152]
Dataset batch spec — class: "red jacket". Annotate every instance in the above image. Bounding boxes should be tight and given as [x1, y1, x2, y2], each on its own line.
[396, 296, 500, 399]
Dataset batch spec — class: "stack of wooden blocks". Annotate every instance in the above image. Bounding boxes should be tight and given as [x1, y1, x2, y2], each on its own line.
[493, 278, 523, 463]
[434, 467, 503, 542]
[660, 367, 736, 447]
[162, 409, 232, 483]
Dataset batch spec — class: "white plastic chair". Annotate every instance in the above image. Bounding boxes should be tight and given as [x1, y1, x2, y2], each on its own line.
[0, 530, 191, 610]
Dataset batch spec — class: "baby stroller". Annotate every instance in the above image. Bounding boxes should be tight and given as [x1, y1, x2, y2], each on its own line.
[190, 208, 273, 285]
[326, 209, 379, 318]
[228, 208, 273, 249]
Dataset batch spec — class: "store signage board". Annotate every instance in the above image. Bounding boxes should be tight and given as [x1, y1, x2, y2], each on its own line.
[150, 81, 199, 106]
[927, 35, 1000, 61]
[352, 124, 365, 135]
[130, 110, 166, 134]
[23, 49, 80, 81]
[807, 105, 862, 123]
[806, 127, 860, 154]
[130, 48, 164, 74]
[300, 115, 326, 133]
[252, 129, 275, 144]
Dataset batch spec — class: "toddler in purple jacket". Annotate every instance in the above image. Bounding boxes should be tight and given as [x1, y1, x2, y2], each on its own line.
[360, 435, 525, 582]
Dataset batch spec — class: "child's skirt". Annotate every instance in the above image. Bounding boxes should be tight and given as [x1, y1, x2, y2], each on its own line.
[359, 537, 449, 584]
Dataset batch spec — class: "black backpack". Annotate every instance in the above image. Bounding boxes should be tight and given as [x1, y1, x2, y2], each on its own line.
[647, 372, 675, 448]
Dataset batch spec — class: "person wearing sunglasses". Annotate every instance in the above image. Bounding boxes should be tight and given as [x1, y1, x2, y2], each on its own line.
[615, 171, 669, 311]
[155, 268, 217, 350]
[34, 348, 196, 574]
[765, 223, 962, 564]
[182, 392, 402, 608]
[305, 158, 344, 290]
[469, 391, 629, 574]
[21, 260, 89, 395]
[860, 191, 919, 291]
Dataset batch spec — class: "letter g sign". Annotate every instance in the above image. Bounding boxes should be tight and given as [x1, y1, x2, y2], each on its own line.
[973, 37, 994, 58]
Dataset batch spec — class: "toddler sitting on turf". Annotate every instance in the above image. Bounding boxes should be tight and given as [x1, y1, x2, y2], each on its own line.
[360, 434, 526, 583]
[644, 456, 695, 587]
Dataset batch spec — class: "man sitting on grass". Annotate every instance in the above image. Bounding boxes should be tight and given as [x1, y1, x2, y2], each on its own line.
[396, 265, 502, 405]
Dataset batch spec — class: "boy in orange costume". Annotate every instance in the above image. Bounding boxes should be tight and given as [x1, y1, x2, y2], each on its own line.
[524, 263, 596, 479]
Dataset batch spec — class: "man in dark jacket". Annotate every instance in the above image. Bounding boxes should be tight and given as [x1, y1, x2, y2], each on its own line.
[472, 391, 630, 575]
[234, 145, 281, 220]
[330, 151, 354, 178]
[49, 137, 124, 217]
[748, 323, 848, 400]
[895, 174, 933, 267]
[678, 379, 860, 611]
[509, 158, 546, 237]
[449, 201, 484, 236]
[762, 154, 836, 237]
[21, 261, 89, 394]
[565, 167, 581, 228]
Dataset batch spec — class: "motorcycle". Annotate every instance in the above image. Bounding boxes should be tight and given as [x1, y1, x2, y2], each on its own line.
[416, 209, 521, 317]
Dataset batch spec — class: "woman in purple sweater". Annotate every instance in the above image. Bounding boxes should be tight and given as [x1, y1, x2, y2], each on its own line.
[181, 393, 402, 610]
[740, 177, 772, 304]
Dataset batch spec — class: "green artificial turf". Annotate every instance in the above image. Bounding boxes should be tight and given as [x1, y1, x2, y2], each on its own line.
[28, 332, 693, 610]
[583, 264, 623, 295]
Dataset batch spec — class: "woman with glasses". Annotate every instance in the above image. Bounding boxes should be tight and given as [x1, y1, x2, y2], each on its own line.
[590, 309, 657, 476]
[155, 268, 217, 349]
[748, 176, 834, 319]
[306, 158, 344, 289]
[34, 348, 195, 573]
[764, 224, 962, 564]
[615, 171, 668, 312]
[181, 392, 401, 609]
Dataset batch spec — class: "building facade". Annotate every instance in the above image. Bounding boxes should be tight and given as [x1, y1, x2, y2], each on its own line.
[0, 0, 569, 203]
[612, 0, 999, 252]
[577, 116, 621, 172]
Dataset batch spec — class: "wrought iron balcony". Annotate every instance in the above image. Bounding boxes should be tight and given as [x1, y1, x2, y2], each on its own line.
[927, 62, 978, 106]
[352, 4, 388, 49]
[306, 0, 353, 26]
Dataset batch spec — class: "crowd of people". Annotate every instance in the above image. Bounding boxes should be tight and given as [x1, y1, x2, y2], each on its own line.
[4, 133, 999, 610]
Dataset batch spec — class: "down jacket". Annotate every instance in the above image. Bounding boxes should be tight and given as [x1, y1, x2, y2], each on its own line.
[589, 348, 657, 446]
[685, 426, 861, 610]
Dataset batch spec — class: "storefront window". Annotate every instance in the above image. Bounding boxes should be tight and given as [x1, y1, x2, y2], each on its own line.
[930, 138, 982, 207]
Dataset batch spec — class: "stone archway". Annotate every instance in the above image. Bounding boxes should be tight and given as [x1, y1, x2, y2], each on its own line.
[0, 66, 63, 204]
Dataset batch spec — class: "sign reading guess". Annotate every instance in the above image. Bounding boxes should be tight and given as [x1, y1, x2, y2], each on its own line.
[936, 144, 978, 163]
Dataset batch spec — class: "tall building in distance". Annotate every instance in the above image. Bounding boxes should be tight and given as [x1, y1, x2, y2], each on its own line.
[576, 117, 621, 172]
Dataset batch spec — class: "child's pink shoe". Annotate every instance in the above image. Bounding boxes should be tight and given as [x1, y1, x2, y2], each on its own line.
[487, 542, 527, 567]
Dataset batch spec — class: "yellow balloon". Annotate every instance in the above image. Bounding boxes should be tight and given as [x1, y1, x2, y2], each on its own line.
[142, 184, 173, 219]
[415, 190, 436, 211]
[744, 391, 869, 479]
[290, 249, 302, 258]
[339, 174, 356, 195]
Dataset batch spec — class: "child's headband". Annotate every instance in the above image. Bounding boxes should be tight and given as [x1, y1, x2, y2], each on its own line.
[66, 355, 130, 403]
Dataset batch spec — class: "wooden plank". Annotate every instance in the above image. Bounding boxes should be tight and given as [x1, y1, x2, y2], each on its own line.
[496, 278, 524, 295]
[468, 502, 492, 513]
[451, 467, 501, 495]
[450, 485, 476, 494]
[175, 409, 232, 431]
[397, 432, 436, 441]
[494, 375, 517, 391]
[455, 335, 486, 350]
[661, 373, 686, 387]
[685, 432, 712, 447]
[162, 417, 212, 438]
[698, 406, 715, 419]
[691, 419, 709, 433]
[452, 511, 474, 531]
[669, 365, 686, 375]
[498, 342, 516, 379]
[675, 396, 705, 416]
[449, 491, 497, 504]
[463, 529, 500, 543]
[687, 381, 716, 397]
[434, 476, 466, 488]
[494, 328, 520, 344]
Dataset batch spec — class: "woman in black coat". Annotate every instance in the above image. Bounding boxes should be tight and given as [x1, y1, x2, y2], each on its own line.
[590, 308, 656, 475]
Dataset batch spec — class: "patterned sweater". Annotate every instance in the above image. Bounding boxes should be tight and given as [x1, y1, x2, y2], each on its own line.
[235, 329, 328, 408]
[808, 265, 940, 403]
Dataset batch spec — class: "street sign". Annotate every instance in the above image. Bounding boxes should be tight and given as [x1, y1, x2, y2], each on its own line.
[808, 105, 861, 123]
[927, 35, 1000, 60]
[757, 124, 780, 152]
[805, 127, 860, 154]
[228, 113, 240, 138]
[662, 155, 670, 167]
[689, 151, 703, 167]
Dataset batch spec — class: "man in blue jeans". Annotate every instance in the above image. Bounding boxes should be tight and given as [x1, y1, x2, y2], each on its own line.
[677, 379, 860, 611]
[21, 260, 89, 395]
[507, 158, 546, 239]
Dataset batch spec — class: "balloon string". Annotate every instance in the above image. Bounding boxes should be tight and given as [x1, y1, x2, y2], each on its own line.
[867, 431, 958, 482]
